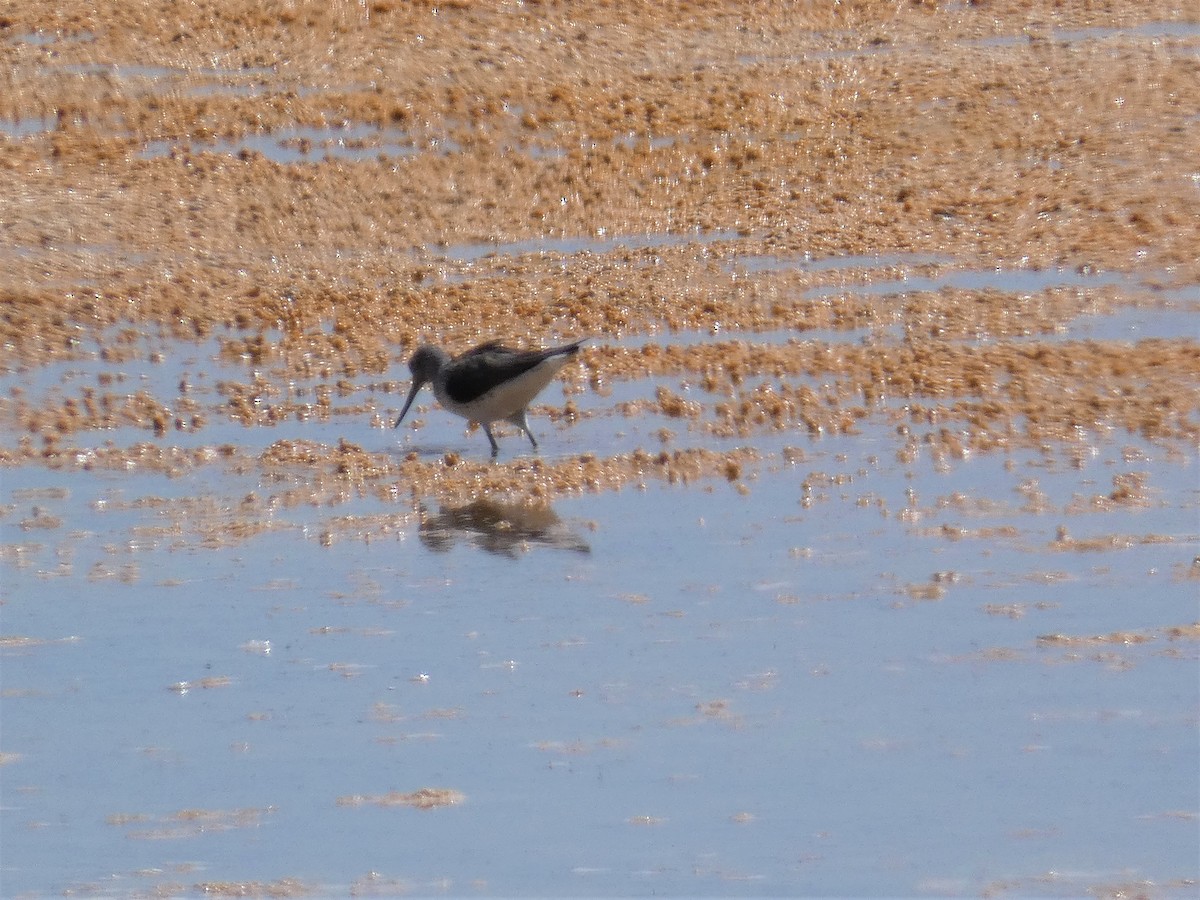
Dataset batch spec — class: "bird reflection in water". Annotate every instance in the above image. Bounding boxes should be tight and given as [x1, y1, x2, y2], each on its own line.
[418, 497, 591, 558]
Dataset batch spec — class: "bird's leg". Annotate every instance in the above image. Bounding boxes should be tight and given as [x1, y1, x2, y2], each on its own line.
[508, 409, 538, 448]
[483, 424, 500, 456]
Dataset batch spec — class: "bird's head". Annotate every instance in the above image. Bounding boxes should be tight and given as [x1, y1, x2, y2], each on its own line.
[394, 345, 449, 428]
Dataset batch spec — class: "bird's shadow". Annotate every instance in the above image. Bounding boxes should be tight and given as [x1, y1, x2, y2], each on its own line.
[417, 496, 591, 558]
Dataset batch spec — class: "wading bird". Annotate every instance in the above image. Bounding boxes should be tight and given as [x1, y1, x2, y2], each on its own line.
[394, 338, 585, 455]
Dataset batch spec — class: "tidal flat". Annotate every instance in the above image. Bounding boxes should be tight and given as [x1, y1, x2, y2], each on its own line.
[2, 2, 1198, 896]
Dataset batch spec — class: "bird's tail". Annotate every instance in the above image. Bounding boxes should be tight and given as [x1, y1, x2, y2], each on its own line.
[555, 338, 587, 357]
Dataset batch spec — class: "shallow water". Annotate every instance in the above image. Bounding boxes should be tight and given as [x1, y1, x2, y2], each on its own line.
[140, 125, 420, 164]
[443, 229, 741, 264]
[2, 310, 1197, 896]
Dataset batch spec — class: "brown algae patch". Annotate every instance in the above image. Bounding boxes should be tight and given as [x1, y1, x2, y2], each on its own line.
[982, 602, 1058, 620]
[108, 806, 276, 840]
[336, 788, 464, 810]
[0, 0, 1196, 509]
[1036, 623, 1200, 648]
[628, 815, 667, 827]
[1049, 525, 1181, 553]
[0, 634, 81, 651]
[13, 330, 1192, 501]
[186, 880, 312, 898]
[953, 623, 1200, 668]
[259, 438, 764, 508]
[167, 675, 233, 693]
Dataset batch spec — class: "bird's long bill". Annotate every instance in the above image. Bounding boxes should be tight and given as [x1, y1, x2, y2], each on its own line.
[393, 379, 425, 428]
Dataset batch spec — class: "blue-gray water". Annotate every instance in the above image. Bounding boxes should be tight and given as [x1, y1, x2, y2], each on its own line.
[3, 295, 1196, 896]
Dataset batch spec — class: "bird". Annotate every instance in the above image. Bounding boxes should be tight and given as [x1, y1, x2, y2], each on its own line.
[393, 338, 585, 455]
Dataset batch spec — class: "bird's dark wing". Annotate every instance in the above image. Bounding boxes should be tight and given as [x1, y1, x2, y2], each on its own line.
[457, 340, 512, 358]
[444, 347, 548, 404]
[444, 341, 583, 404]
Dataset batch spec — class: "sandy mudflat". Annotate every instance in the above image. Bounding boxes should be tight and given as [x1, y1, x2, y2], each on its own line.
[1, 1, 1197, 495]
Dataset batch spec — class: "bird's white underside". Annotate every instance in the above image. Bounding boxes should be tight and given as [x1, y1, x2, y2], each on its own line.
[434, 354, 571, 424]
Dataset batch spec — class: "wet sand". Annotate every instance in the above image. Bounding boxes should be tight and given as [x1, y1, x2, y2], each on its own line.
[2, 1, 1198, 492]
